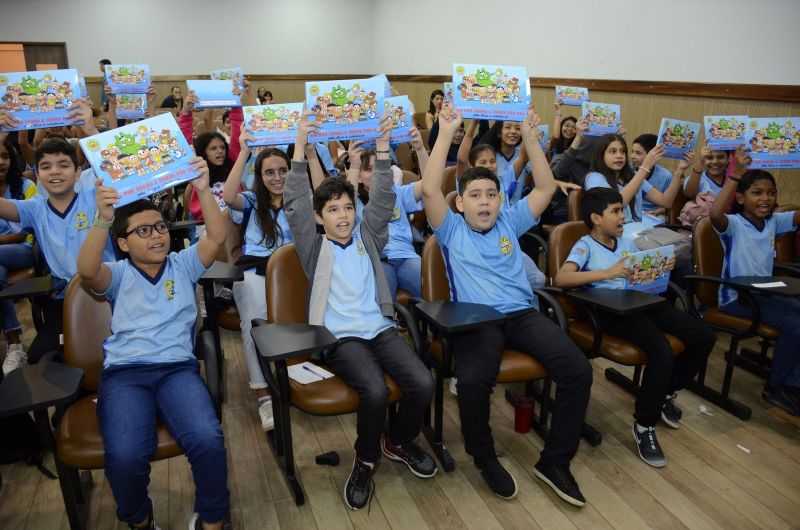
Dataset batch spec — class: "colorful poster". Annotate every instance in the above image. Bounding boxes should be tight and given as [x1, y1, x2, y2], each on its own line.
[0, 69, 81, 131]
[452, 63, 530, 121]
[210, 67, 244, 90]
[370, 73, 392, 97]
[79, 113, 199, 207]
[622, 245, 674, 295]
[186, 80, 241, 108]
[537, 124, 550, 150]
[385, 95, 413, 144]
[78, 76, 88, 98]
[582, 102, 621, 136]
[555, 85, 589, 106]
[105, 64, 150, 94]
[243, 103, 303, 147]
[115, 94, 147, 120]
[305, 76, 385, 142]
[747, 117, 800, 169]
[443, 82, 454, 102]
[656, 118, 700, 160]
[704, 115, 749, 150]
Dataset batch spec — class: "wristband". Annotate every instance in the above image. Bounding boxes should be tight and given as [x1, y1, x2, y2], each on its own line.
[93, 211, 114, 229]
[376, 149, 391, 154]
[640, 166, 652, 175]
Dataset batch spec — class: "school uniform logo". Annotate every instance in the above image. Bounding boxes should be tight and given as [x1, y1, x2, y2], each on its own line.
[165, 279, 175, 300]
[499, 191, 505, 204]
[356, 239, 366, 256]
[391, 206, 401, 222]
[74, 211, 89, 231]
[499, 236, 513, 255]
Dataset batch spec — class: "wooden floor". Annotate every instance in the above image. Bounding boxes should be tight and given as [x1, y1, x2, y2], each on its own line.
[1, 300, 800, 530]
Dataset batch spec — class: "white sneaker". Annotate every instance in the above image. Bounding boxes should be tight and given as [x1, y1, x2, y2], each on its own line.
[2, 343, 27, 377]
[258, 398, 274, 432]
[187, 512, 200, 530]
[449, 377, 458, 396]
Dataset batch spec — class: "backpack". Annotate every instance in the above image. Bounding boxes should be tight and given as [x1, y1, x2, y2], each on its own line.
[678, 191, 715, 229]
[0, 413, 55, 478]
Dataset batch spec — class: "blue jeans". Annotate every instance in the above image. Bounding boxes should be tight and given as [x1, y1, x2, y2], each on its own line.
[720, 295, 800, 388]
[0, 243, 33, 335]
[382, 257, 421, 299]
[97, 360, 229, 525]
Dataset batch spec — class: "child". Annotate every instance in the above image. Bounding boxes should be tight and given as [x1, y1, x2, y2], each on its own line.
[630, 133, 675, 217]
[0, 133, 37, 375]
[683, 144, 730, 199]
[77, 159, 229, 530]
[555, 187, 715, 467]
[222, 128, 308, 432]
[345, 126, 429, 299]
[712, 148, 800, 415]
[0, 99, 116, 368]
[549, 98, 578, 158]
[285, 114, 435, 511]
[584, 134, 690, 231]
[422, 102, 592, 506]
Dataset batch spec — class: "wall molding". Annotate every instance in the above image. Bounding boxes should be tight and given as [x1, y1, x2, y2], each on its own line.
[83, 74, 800, 103]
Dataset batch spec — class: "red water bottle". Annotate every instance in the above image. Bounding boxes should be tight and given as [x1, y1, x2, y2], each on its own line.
[514, 394, 534, 433]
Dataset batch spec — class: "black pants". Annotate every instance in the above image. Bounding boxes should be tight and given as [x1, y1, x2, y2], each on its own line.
[597, 304, 715, 427]
[324, 327, 433, 463]
[27, 298, 64, 364]
[451, 309, 592, 466]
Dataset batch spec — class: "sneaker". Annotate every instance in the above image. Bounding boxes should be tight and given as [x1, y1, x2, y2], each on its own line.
[343, 457, 377, 511]
[449, 377, 458, 396]
[129, 496, 160, 530]
[763, 385, 800, 416]
[258, 397, 274, 431]
[632, 424, 666, 468]
[381, 436, 437, 478]
[2, 343, 27, 377]
[476, 457, 518, 500]
[661, 393, 682, 429]
[532, 459, 586, 507]
[187, 513, 201, 530]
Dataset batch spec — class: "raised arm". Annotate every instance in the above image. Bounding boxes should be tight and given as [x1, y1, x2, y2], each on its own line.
[408, 126, 429, 175]
[306, 142, 326, 190]
[644, 151, 693, 209]
[77, 178, 118, 292]
[192, 157, 225, 267]
[362, 116, 395, 246]
[616, 144, 665, 206]
[103, 86, 118, 129]
[178, 91, 198, 144]
[285, 111, 321, 271]
[422, 102, 461, 229]
[145, 85, 156, 118]
[551, 98, 563, 143]
[456, 119, 477, 179]
[227, 82, 247, 162]
[223, 124, 251, 211]
[519, 109, 557, 218]
[343, 140, 364, 191]
[684, 144, 711, 199]
[710, 146, 750, 232]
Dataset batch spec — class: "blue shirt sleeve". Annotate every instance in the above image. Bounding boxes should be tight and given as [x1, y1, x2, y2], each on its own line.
[566, 239, 591, 269]
[397, 183, 422, 213]
[431, 209, 460, 246]
[94, 261, 125, 301]
[173, 245, 208, 284]
[716, 213, 740, 237]
[584, 172, 610, 190]
[11, 196, 42, 230]
[502, 197, 538, 237]
[641, 179, 653, 195]
[774, 211, 797, 234]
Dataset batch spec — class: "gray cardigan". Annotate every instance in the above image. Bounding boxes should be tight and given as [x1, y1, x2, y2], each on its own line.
[284, 159, 396, 326]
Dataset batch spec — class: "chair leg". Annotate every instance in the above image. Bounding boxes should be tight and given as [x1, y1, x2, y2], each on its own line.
[55, 459, 89, 530]
[735, 337, 772, 379]
[604, 365, 643, 395]
[422, 365, 454, 472]
[686, 335, 752, 420]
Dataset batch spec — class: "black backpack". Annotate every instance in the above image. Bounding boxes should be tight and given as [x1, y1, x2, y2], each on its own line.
[0, 413, 55, 478]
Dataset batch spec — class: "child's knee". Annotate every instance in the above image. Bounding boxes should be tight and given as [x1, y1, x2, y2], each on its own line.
[359, 380, 390, 410]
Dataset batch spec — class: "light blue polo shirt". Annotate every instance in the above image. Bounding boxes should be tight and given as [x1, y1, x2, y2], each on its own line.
[240, 191, 292, 257]
[98, 245, 208, 368]
[323, 233, 395, 340]
[717, 211, 797, 306]
[585, 171, 654, 224]
[565, 235, 638, 290]
[640, 164, 672, 211]
[684, 172, 724, 198]
[432, 199, 539, 314]
[13, 191, 116, 297]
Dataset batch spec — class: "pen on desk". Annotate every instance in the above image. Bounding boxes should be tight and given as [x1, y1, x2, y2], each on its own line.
[303, 364, 327, 380]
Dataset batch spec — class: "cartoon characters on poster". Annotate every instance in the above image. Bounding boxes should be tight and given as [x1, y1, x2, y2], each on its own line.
[1, 73, 75, 113]
[454, 66, 523, 105]
[659, 120, 696, 150]
[749, 119, 800, 156]
[308, 82, 380, 125]
[625, 250, 671, 288]
[245, 106, 302, 133]
[86, 126, 188, 182]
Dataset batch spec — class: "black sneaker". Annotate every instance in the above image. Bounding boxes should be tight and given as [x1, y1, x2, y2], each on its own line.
[533, 459, 586, 507]
[763, 385, 800, 416]
[344, 457, 377, 511]
[476, 457, 518, 499]
[129, 497, 159, 530]
[661, 393, 682, 429]
[632, 424, 666, 468]
[381, 436, 438, 478]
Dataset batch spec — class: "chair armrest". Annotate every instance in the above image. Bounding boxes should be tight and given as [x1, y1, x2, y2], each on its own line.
[0, 275, 65, 301]
[654, 223, 685, 231]
[412, 301, 506, 334]
[684, 275, 762, 334]
[667, 281, 692, 312]
[774, 261, 800, 276]
[199, 261, 244, 286]
[0, 362, 84, 417]
[532, 288, 568, 332]
[394, 301, 426, 360]
[251, 322, 338, 362]
[195, 330, 221, 419]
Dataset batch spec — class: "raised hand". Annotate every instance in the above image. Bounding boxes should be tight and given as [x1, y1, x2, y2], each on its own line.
[189, 156, 210, 191]
[376, 114, 393, 152]
[94, 177, 120, 220]
[677, 150, 694, 173]
[348, 140, 365, 169]
[182, 91, 199, 114]
[437, 101, 463, 138]
[731, 145, 752, 176]
[642, 144, 666, 170]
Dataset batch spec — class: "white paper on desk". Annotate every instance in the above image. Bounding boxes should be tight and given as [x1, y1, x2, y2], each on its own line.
[752, 281, 787, 288]
[287, 362, 334, 384]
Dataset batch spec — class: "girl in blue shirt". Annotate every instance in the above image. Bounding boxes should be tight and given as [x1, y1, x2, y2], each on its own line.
[711, 150, 800, 416]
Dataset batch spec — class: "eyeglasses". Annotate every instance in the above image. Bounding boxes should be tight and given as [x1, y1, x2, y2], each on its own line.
[123, 221, 169, 239]
[263, 167, 289, 180]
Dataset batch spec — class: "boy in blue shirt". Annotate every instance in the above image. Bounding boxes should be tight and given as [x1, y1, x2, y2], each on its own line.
[422, 103, 592, 506]
[684, 144, 729, 199]
[76, 160, 229, 530]
[556, 187, 715, 468]
[285, 115, 435, 511]
[0, 99, 116, 370]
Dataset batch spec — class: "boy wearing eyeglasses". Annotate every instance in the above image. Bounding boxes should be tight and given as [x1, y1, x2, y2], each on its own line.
[75, 160, 230, 530]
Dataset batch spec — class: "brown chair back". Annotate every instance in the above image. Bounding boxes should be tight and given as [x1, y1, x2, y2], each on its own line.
[266, 244, 308, 326]
[413, 111, 428, 130]
[547, 221, 590, 285]
[401, 171, 420, 185]
[775, 204, 798, 262]
[445, 191, 459, 213]
[567, 188, 584, 222]
[421, 236, 451, 302]
[441, 165, 457, 196]
[692, 217, 723, 308]
[395, 143, 415, 172]
[668, 189, 689, 225]
[420, 129, 431, 151]
[63, 277, 112, 391]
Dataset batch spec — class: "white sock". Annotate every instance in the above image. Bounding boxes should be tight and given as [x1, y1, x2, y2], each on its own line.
[258, 395, 271, 404]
